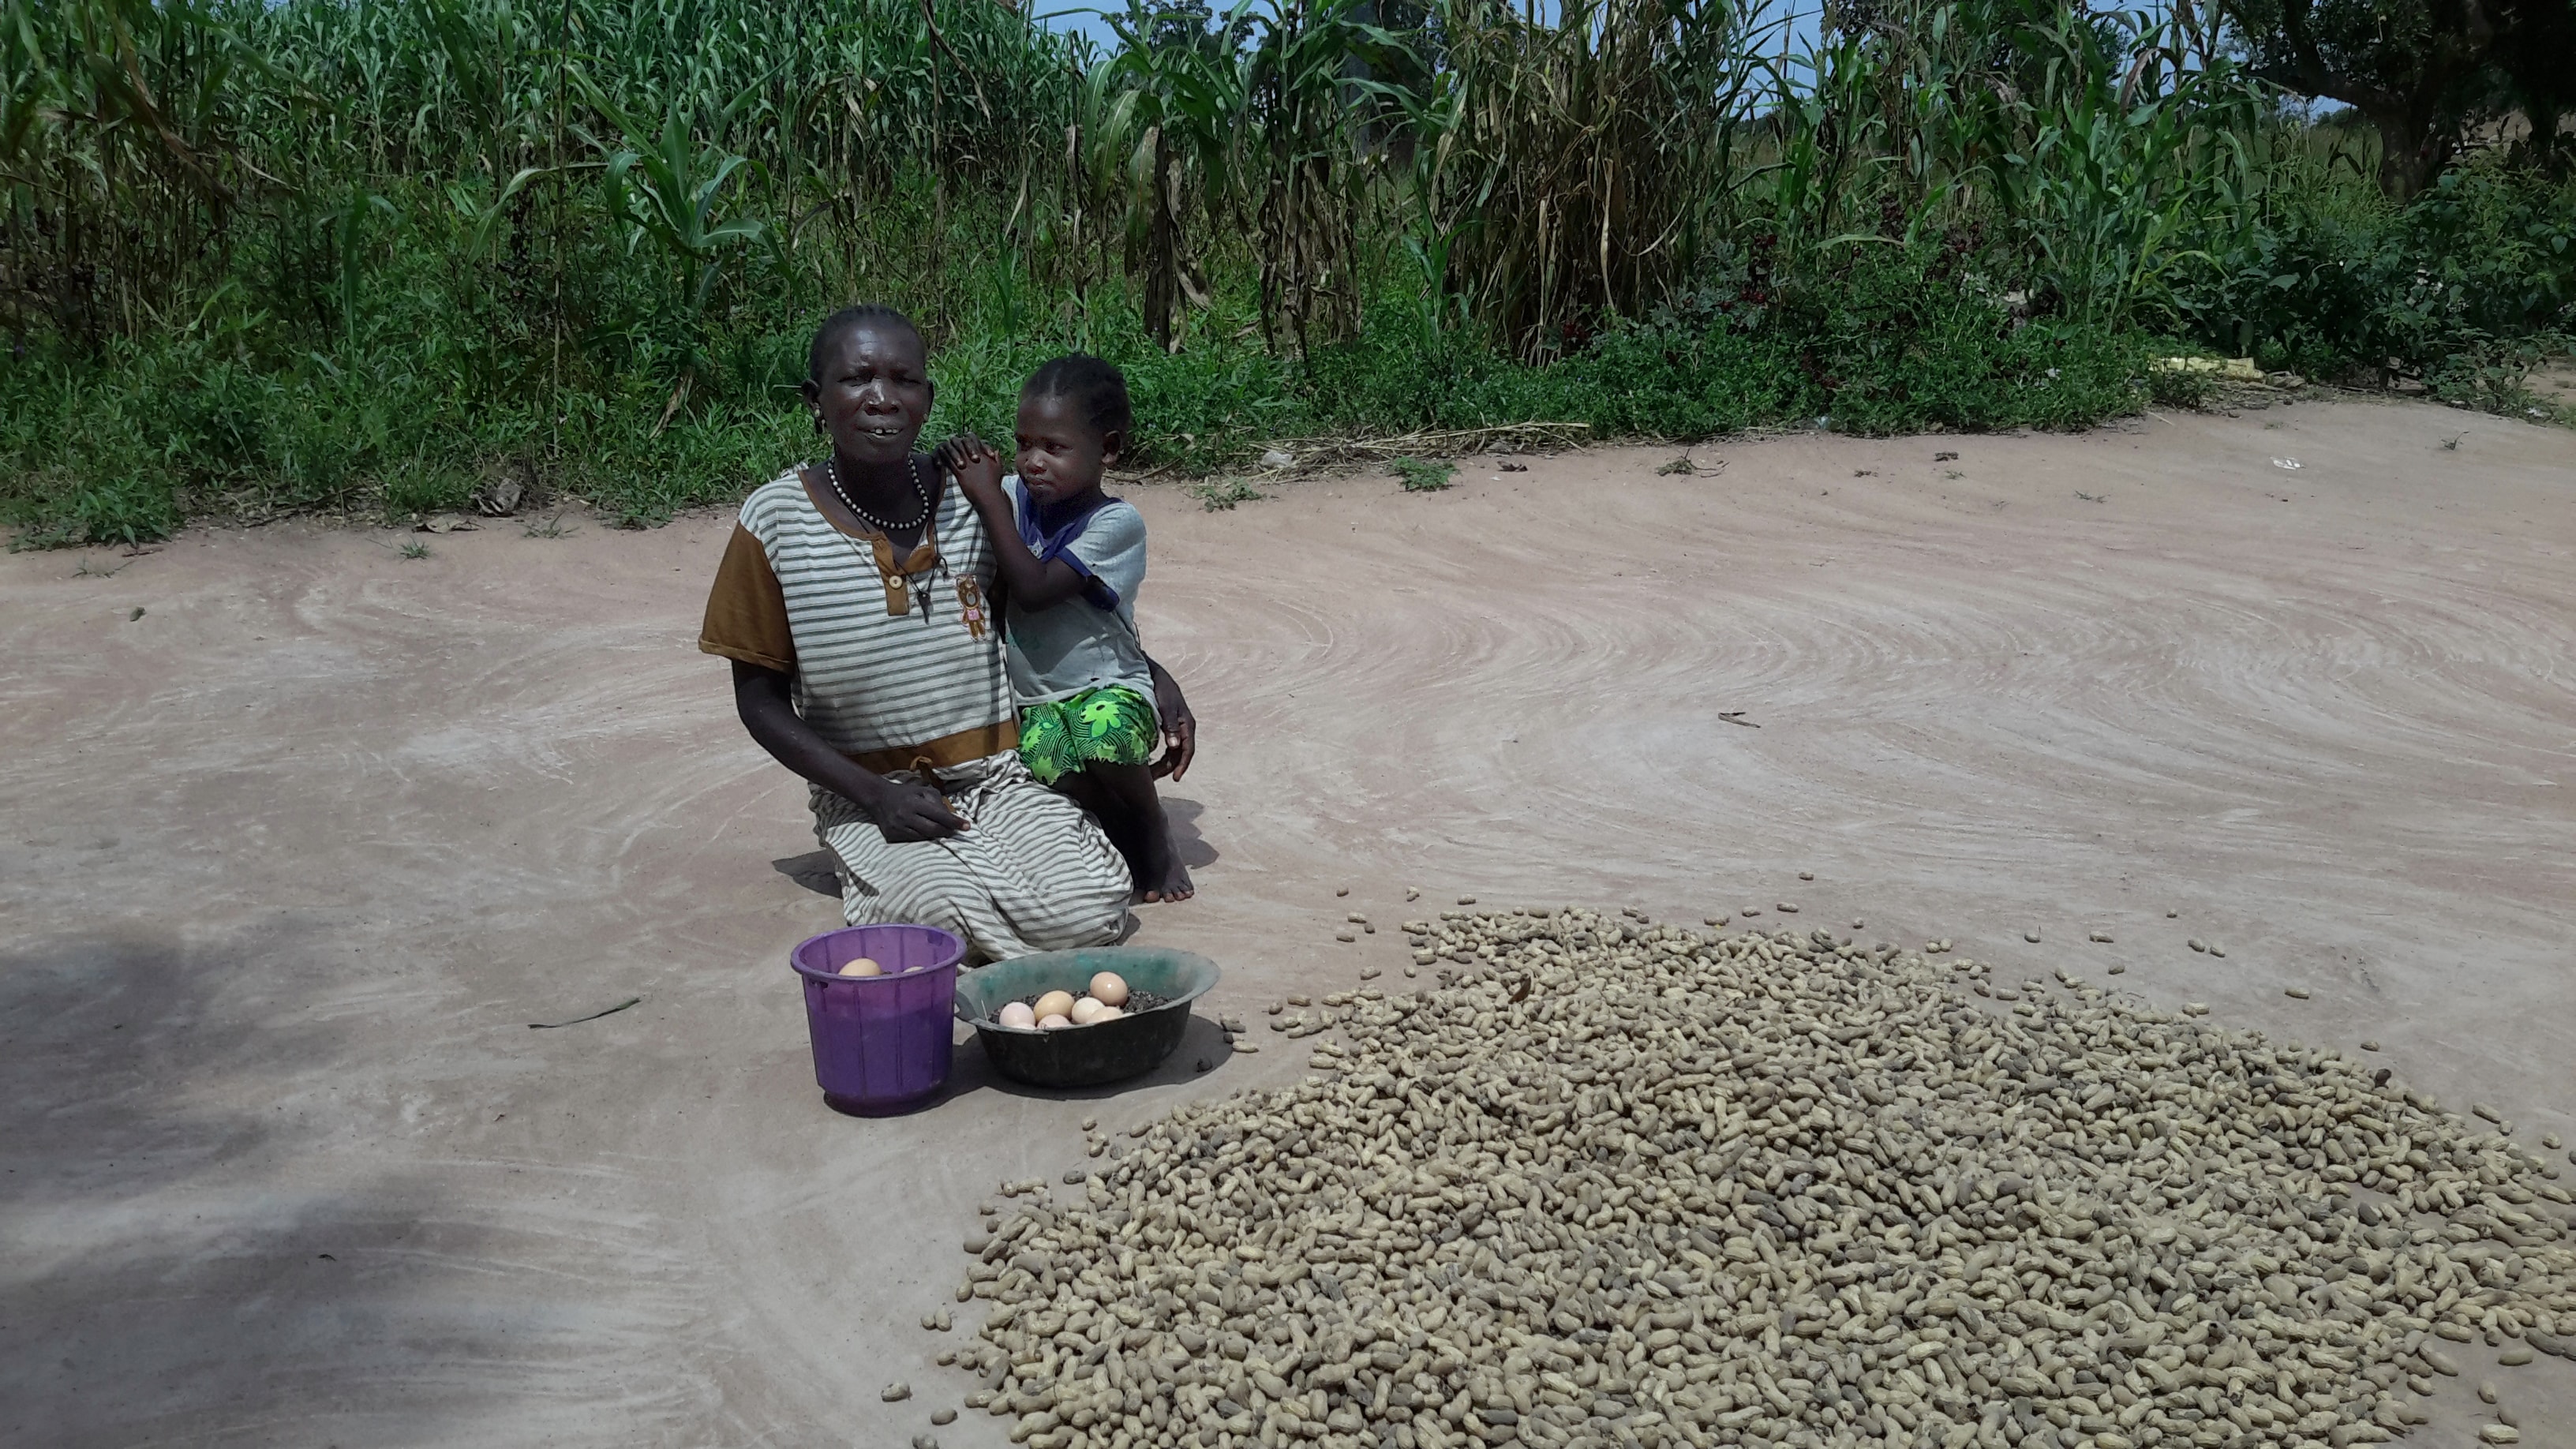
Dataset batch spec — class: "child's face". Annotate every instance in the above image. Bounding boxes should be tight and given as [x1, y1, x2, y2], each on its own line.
[805, 322, 932, 466]
[1014, 393, 1118, 506]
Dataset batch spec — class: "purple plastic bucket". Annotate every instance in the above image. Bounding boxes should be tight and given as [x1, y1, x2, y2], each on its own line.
[788, 924, 967, 1116]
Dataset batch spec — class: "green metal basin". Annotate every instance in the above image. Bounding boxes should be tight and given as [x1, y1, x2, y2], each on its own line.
[953, 946, 1220, 1089]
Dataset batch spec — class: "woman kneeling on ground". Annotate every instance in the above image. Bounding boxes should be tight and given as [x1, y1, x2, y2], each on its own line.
[697, 304, 1196, 960]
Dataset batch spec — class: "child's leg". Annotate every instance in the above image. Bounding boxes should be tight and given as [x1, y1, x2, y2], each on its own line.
[1043, 769, 1137, 867]
[1041, 767, 1155, 900]
[1071, 760, 1192, 903]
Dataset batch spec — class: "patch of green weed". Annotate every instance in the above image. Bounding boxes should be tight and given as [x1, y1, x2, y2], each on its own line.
[1389, 456, 1456, 492]
[1188, 478, 1266, 511]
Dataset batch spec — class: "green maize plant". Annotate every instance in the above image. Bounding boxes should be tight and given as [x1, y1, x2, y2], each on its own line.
[1983, 4, 2262, 324]
[2, 0, 2567, 548]
[0, 0, 271, 342]
[1417, 0, 1768, 361]
[1096, 0, 1256, 349]
[579, 74, 769, 414]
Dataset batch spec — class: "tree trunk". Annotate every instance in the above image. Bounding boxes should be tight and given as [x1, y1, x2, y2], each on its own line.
[2245, 0, 2501, 201]
[2374, 110, 2454, 203]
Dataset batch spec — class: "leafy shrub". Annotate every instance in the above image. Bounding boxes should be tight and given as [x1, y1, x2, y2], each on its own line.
[2175, 155, 2576, 395]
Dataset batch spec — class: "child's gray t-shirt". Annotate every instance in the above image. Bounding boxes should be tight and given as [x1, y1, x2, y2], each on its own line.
[999, 476, 1155, 709]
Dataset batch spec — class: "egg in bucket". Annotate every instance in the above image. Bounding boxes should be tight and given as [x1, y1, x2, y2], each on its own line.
[788, 924, 965, 1115]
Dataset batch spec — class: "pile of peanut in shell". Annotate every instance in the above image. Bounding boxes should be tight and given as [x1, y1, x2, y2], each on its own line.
[946, 908, 2576, 1449]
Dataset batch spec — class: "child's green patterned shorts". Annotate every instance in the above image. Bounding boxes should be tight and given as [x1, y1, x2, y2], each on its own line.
[1018, 686, 1157, 785]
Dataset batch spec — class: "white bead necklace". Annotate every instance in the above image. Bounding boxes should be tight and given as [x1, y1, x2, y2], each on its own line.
[824, 454, 931, 533]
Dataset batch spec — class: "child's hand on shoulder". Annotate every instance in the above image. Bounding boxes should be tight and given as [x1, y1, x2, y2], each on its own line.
[936, 432, 1009, 510]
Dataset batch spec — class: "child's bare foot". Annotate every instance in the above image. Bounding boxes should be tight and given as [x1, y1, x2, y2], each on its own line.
[1138, 799, 1195, 902]
[1142, 856, 1193, 904]
[1133, 815, 1193, 903]
[1102, 830, 1169, 906]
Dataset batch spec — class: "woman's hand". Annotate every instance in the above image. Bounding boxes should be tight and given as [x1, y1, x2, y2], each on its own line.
[731, 663, 971, 842]
[936, 432, 1009, 513]
[1148, 657, 1196, 782]
[871, 780, 971, 843]
[734, 661, 968, 841]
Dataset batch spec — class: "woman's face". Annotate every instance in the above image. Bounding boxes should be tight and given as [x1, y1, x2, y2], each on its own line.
[805, 322, 932, 467]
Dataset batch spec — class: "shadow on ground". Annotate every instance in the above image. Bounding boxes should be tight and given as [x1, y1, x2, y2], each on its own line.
[770, 849, 839, 897]
[0, 924, 488, 1447]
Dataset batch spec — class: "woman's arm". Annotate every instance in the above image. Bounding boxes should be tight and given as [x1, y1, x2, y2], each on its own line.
[1146, 655, 1196, 781]
[732, 661, 968, 841]
[935, 434, 1088, 609]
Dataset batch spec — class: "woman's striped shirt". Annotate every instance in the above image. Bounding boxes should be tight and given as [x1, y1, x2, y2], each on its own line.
[699, 465, 1015, 774]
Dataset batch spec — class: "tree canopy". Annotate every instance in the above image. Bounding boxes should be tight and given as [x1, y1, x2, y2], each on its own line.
[2226, 0, 2576, 197]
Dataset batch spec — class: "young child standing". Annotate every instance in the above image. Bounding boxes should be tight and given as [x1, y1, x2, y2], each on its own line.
[937, 355, 1193, 903]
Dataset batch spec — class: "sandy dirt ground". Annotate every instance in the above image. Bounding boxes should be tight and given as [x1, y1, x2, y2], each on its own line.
[4, 396, 2574, 1447]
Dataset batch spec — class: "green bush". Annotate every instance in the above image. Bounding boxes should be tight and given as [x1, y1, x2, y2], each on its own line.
[10, 159, 2570, 549]
[6, 243, 2177, 546]
[2175, 155, 2576, 391]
